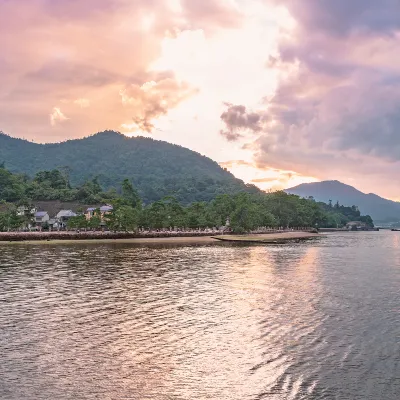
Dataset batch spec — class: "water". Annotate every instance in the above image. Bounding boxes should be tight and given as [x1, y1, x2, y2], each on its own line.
[0, 231, 399, 399]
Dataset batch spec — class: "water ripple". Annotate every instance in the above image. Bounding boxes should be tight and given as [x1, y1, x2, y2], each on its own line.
[0, 232, 399, 399]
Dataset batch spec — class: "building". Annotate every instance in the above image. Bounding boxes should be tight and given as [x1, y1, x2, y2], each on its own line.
[34, 211, 50, 228]
[85, 205, 113, 220]
[17, 205, 37, 217]
[48, 219, 58, 230]
[56, 210, 77, 229]
[100, 205, 113, 214]
[85, 207, 97, 220]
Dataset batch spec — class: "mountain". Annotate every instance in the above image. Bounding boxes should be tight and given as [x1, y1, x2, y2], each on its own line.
[286, 180, 400, 223]
[0, 130, 260, 204]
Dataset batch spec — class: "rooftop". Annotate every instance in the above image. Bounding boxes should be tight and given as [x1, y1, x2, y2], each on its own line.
[57, 210, 77, 218]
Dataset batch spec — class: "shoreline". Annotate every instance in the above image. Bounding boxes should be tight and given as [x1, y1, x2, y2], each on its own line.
[213, 232, 321, 244]
[0, 236, 220, 246]
[0, 231, 322, 246]
[0, 231, 220, 245]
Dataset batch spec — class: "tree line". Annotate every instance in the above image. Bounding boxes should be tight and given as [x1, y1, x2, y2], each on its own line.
[0, 166, 374, 232]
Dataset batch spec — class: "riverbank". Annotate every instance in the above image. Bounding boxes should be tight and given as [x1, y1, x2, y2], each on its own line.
[0, 231, 322, 245]
[0, 231, 221, 243]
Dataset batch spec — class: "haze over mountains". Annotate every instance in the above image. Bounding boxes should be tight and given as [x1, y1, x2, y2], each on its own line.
[286, 181, 400, 223]
[0, 131, 260, 204]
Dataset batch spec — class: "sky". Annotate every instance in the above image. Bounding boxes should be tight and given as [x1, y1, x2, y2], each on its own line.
[1, 0, 400, 198]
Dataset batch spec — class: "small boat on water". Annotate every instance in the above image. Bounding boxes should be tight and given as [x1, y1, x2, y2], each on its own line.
[391, 229, 400, 231]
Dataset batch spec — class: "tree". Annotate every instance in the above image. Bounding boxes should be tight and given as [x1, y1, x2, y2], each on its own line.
[122, 179, 142, 209]
[0, 207, 24, 231]
[0, 166, 375, 231]
[186, 202, 210, 228]
[68, 215, 88, 229]
[58, 166, 72, 189]
[230, 201, 258, 233]
[88, 209, 102, 229]
[34, 170, 69, 190]
[106, 205, 139, 231]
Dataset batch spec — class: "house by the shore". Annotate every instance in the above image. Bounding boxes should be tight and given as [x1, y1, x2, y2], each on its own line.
[85, 205, 113, 225]
[34, 211, 50, 229]
[56, 210, 77, 229]
[2, 201, 115, 231]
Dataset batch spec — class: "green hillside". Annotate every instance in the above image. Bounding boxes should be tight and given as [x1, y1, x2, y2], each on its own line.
[0, 130, 260, 204]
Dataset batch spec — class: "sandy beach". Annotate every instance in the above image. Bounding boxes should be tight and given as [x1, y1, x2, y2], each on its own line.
[213, 232, 321, 244]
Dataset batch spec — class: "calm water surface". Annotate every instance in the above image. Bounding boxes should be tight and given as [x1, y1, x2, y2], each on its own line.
[0, 232, 399, 399]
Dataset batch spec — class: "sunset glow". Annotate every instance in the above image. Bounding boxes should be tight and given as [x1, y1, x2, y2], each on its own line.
[1, 0, 400, 197]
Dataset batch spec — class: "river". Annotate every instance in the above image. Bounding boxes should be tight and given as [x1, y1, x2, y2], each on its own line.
[0, 231, 399, 399]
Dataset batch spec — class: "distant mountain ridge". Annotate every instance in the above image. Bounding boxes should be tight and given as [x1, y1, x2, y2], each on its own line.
[286, 180, 400, 223]
[0, 130, 260, 204]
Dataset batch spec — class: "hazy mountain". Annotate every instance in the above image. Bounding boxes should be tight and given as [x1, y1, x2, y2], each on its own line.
[0, 130, 260, 204]
[286, 180, 400, 223]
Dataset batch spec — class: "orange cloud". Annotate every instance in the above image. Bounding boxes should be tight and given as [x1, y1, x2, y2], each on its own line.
[220, 160, 254, 168]
[50, 107, 68, 126]
[120, 78, 197, 133]
[0, 0, 240, 142]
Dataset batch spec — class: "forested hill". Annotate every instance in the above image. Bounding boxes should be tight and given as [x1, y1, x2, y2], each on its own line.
[0, 131, 260, 204]
[286, 180, 400, 223]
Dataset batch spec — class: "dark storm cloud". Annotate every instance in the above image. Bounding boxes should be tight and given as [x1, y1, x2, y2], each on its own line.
[219, 103, 265, 142]
[221, 104, 263, 132]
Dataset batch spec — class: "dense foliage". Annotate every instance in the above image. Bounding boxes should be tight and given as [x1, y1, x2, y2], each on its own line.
[0, 165, 118, 204]
[0, 130, 260, 204]
[318, 200, 374, 228]
[0, 166, 374, 232]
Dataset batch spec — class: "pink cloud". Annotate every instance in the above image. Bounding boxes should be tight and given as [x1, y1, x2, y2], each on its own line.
[0, 0, 241, 142]
[181, 0, 243, 31]
[120, 77, 197, 132]
[217, 0, 400, 198]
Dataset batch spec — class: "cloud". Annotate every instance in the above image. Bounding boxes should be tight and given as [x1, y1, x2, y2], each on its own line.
[227, 0, 400, 197]
[220, 130, 242, 142]
[119, 77, 197, 132]
[251, 177, 279, 183]
[219, 103, 265, 142]
[219, 160, 254, 168]
[180, 0, 243, 31]
[220, 157, 318, 192]
[271, 0, 400, 35]
[74, 98, 90, 108]
[3, 0, 400, 198]
[0, 0, 240, 141]
[50, 107, 68, 126]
